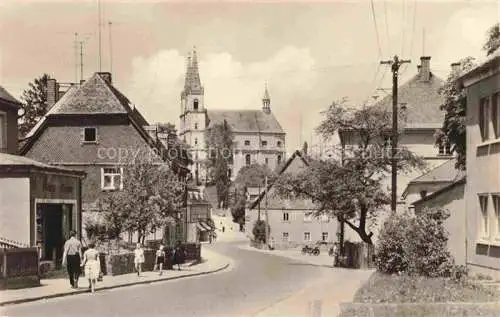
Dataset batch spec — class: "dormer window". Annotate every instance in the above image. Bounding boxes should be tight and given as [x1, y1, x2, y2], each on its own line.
[193, 99, 199, 110]
[420, 190, 427, 198]
[83, 127, 97, 143]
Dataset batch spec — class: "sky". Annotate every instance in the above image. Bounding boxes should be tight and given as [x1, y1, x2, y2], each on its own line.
[0, 0, 499, 154]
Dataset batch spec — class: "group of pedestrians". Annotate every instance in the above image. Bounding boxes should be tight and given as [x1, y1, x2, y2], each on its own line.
[62, 232, 187, 294]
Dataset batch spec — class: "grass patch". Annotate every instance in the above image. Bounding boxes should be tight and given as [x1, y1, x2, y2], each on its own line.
[354, 271, 498, 303]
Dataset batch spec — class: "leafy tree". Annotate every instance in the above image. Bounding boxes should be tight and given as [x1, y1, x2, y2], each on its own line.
[234, 163, 276, 190]
[18, 74, 51, 138]
[435, 57, 476, 170]
[275, 100, 424, 244]
[483, 22, 500, 56]
[205, 120, 234, 207]
[99, 155, 184, 244]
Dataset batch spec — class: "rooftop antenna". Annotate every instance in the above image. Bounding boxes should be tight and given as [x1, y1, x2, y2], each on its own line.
[74, 32, 78, 83]
[422, 28, 426, 56]
[98, 0, 102, 72]
[108, 21, 113, 74]
[80, 41, 84, 83]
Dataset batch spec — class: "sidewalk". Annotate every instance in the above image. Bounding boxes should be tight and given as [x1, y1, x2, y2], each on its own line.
[252, 268, 374, 317]
[0, 248, 231, 306]
[238, 244, 335, 267]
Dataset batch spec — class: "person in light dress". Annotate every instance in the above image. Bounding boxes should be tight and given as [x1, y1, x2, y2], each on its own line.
[134, 243, 145, 277]
[80, 242, 100, 293]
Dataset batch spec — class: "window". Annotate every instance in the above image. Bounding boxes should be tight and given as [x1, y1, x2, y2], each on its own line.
[282, 232, 289, 242]
[244, 140, 250, 146]
[277, 141, 282, 148]
[420, 190, 428, 198]
[83, 127, 97, 143]
[493, 92, 500, 138]
[304, 213, 313, 222]
[493, 195, 500, 238]
[194, 123, 198, 130]
[277, 154, 282, 165]
[194, 138, 198, 145]
[322, 232, 328, 242]
[438, 141, 452, 155]
[321, 214, 329, 222]
[245, 154, 251, 166]
[479, 97, 490, 141]
[479, 195, 489, 238]
[101, 167, 123, 190]
[0, 112, 5, 150]
[303, 232, 311, 242]
[261, 140, 267, 147]
[265, 158, 269, 165]
[193, 99, 199, 110]
[283, 212, 289, 222]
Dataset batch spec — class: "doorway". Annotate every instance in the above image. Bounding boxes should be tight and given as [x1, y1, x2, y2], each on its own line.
[36, 203, 73, 263]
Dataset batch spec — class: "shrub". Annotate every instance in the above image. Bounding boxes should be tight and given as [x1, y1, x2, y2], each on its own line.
[376, 207, 455, 277]
[375, 212, 411, 274]
[252, 220, 270, 244]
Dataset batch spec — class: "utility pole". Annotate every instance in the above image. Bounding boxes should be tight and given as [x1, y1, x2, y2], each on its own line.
[258, 183, 261, 221]
[74, 33, 78, 83]
[108, 21, 113, 74]
[80, 41, 84, 83]
[380, 55, 411, 213]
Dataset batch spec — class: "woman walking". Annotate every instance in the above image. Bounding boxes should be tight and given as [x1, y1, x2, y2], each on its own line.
[154, 245, 166, 276]
[80, 242, 100, 293]
[134, 243, 145, 277]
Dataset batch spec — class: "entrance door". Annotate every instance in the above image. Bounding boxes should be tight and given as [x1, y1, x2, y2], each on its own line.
[40, 204, 63, 262]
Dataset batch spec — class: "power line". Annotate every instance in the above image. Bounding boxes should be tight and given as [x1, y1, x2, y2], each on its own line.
[370, 0, 383, 58]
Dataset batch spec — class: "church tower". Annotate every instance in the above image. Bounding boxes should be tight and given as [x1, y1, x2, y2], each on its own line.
[179, 47, 207, 183]
[262, 83, 271, 114]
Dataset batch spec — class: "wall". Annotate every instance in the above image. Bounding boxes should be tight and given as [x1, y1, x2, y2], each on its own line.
[0, 102, 20, 155]
[247, 208, 337, 249]
[465, 71, 500, 275]
[414, 182, 466, 265]
[405, 182, 453, 206]
[0, 177, 30, 245]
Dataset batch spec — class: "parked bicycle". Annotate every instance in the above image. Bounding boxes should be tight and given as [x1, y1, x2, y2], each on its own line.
[301, 245, 320, 256]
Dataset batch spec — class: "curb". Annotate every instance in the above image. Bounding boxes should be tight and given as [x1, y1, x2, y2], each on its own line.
[0, 262, 230, 307]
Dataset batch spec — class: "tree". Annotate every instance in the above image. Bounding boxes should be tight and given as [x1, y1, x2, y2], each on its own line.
[483, 22, 500, 56]
[18, 74, 51, 138]
[99, 155, 184, 244]
[205, 120, 234, 208]
[252, 220, 270, 244]
[274, 100, 424, 245]
[435, 57, 476, 170]
[234, 163, 276, 190]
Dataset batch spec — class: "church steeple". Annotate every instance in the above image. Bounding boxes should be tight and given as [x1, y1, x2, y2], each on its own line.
[262, 83, 271, 114]
[182, 47, 203, 96]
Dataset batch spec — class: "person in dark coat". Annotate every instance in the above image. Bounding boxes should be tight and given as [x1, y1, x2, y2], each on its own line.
[172, 241, 186, 271]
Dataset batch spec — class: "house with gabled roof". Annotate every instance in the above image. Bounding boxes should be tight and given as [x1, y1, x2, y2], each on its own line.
[20, 72, 189, 243]
[246, 150, 337, 249]
[179, 48, 286, 184]
[0, 84, 85, 264]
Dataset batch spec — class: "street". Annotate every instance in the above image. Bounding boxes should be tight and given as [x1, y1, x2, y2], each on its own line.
[1, 242, 345, 317]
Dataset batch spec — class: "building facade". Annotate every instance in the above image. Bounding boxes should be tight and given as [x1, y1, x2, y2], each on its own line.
[179, 49, 286, 183]
[460, 49, 500, 278]
[246, 150, 337, 249]
[0, 85, 85, 263]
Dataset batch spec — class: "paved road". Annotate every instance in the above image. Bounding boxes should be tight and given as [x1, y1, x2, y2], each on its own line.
[1, 242, 339, 317]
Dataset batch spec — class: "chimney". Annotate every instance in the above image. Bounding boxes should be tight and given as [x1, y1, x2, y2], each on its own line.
[98, 72, 112, 84]
[46, 79, 59, 109]
[451, 62, 461, 74]
[420, 56, 431, 81]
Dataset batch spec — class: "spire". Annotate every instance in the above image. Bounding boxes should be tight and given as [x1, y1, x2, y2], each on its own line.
[184, 52, 192, 90]
[262, 82, 271, 114]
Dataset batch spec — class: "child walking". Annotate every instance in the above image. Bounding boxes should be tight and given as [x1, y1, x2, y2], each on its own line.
[134, 243, 145, 277]
[80, 242, 100, 293]
[154, 245, 166, 276]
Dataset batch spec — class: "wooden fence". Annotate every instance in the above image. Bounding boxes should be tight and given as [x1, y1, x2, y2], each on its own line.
[0, 247, 40, 289]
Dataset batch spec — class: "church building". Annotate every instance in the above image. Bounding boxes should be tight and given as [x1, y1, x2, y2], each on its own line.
[179, 49, 286, 183]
